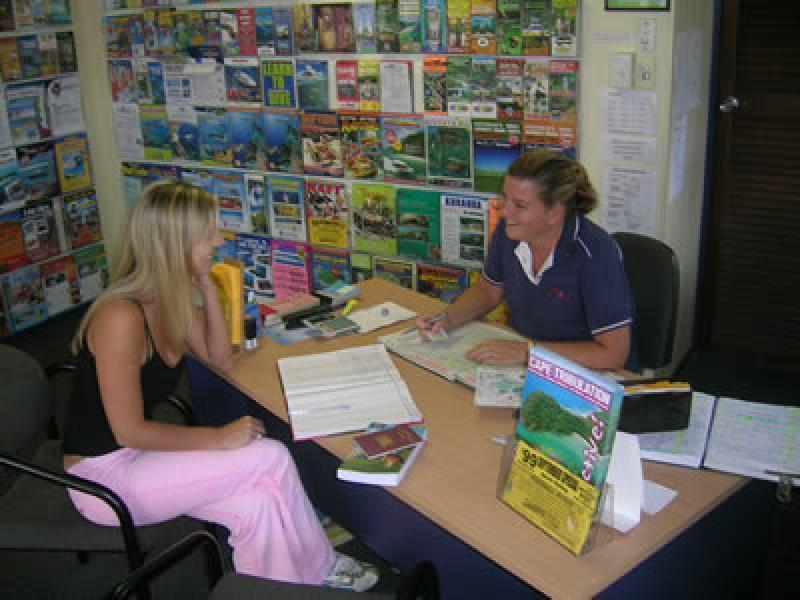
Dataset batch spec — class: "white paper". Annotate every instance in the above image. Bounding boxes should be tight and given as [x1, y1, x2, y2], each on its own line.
[668, 114, 689, 206]
[704, 398, 800, 482]
[604, 89, 657, 136]
[348, 302, 417, 334]
[380, 61, 414, 114]
[604, 135, 657, 164]
[642, 480, 678, 516]
[638, 392, 716, 468]
[603, 165, 658, 235]
[112, 103, 144, 161]
[166, 62, 226, 107]
[47, 76, 85, 136]
[601, 432, 643, 533]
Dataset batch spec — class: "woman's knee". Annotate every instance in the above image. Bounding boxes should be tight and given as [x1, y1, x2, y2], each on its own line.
[251, 438, 294, 472]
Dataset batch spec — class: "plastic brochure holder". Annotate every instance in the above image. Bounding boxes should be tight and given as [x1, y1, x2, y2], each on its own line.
[496, 438, 609, 556]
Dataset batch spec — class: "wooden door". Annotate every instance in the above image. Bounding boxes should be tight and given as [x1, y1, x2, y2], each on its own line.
[698, 0, 800, 368]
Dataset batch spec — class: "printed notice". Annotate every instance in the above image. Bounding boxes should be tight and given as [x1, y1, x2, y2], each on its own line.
[603, 165, 657, 235]
[603, 89, 657, 136]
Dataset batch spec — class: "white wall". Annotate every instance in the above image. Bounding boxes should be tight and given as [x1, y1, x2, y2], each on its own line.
[581, 0, 713, 372]
[73, 1, 127, 257]
[74, 1, 714, 371]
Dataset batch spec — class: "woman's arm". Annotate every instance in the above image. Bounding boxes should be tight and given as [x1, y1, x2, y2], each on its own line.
[542, 326, 630, 371]
[91, 300, 259, 451]
[466, 326, 630, 370]
[416, 276, 504, 338]
[185, 273, 234, 373]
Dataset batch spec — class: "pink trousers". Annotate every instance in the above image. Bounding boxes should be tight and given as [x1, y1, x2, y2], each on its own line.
[66, 438, 335, 585]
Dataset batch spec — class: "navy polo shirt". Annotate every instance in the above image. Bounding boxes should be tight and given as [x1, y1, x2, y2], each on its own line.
[484, 214, 638, 371]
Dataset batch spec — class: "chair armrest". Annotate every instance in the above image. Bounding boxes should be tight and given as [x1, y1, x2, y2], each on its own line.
[0, 452, 145, 570]
[108, 530, 225, 600]
[165, 392, 195, 426]
[45, 360, 77, 378]
[44, 360, 77, 439]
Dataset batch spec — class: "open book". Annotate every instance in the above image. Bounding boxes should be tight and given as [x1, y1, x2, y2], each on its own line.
[638, 393, 800, 481]
[277, 344, 422, 440]
[380, 321, 525, 388]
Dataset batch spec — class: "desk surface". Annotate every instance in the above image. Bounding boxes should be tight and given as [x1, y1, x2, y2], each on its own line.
[230, 279, 746, 599]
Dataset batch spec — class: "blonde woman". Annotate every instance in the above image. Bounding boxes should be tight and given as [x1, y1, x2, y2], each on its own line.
[417, 150, 637, 372]
[61, 181, 378, 591]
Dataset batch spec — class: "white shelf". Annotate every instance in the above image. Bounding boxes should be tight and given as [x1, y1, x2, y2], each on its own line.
[0, 25, 72, 39]
[1, 71, 79, 87]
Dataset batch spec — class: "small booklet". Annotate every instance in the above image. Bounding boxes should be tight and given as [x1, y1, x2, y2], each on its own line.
[354, 424, 423, 458]
[304, 315, 360, 338]
[474, 366, 527, 408]
[337, 424, 427, 487]
[316, 281, 361, 307]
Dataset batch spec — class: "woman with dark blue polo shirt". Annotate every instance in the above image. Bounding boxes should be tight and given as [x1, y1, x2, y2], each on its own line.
[416, 150, 637, 371]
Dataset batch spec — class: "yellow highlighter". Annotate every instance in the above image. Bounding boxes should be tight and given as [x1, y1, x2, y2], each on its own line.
[341, 299, 358, 316]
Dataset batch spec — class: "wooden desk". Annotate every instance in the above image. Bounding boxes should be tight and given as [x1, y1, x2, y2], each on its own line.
[189, 279, 770, 599]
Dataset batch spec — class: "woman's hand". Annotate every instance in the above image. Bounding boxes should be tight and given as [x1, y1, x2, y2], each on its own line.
[192, 272, 215, 294]
[415, 313, 448, 342]
[216, 416, 266, 450]
[466, 340, 529, 366]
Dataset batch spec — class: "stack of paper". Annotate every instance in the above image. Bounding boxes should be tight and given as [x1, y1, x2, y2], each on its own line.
[277, 344, 422, 440]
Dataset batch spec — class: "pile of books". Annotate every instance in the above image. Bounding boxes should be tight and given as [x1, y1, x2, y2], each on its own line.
[337, 423, 428, 487]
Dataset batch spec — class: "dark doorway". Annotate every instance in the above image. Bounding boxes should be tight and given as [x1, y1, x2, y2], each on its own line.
[698, 0, 800, 372]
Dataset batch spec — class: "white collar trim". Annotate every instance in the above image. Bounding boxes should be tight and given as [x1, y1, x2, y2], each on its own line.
[515, 242, 554, 286]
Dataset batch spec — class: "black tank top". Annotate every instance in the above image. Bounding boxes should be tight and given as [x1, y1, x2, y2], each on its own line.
[61, 306, 185, 457]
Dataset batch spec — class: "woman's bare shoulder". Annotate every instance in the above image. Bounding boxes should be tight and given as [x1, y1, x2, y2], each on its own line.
[87, 298, 146, 350]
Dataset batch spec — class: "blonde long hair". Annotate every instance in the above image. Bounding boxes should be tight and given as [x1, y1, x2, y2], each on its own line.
[72, 180, 218, 356]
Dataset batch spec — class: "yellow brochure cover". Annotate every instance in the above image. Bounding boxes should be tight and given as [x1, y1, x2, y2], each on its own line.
[501, 439, 599, 555]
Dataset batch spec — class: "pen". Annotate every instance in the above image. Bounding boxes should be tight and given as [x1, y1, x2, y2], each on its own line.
[426, 313, 448, 326]
[289, 404, 352, 416]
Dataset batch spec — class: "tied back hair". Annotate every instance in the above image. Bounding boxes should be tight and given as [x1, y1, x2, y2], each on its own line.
[506, 149, 597, 215]
[72, 180, 218, 357]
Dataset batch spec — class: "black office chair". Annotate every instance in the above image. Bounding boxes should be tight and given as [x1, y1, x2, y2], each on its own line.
[110, 529, 440, 600]
[612, 232, 680, 372]
[0, 343, 208, 597]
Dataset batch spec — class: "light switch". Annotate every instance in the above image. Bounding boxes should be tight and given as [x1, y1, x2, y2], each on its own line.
[635, 54, 656, 89]
[639, 19, 656, 53]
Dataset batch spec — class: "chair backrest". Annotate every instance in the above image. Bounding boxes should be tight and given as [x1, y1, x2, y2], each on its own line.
[612, 232, 680, 371]
[0, 344, 51, 494]
[0, 344, 50, 457]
